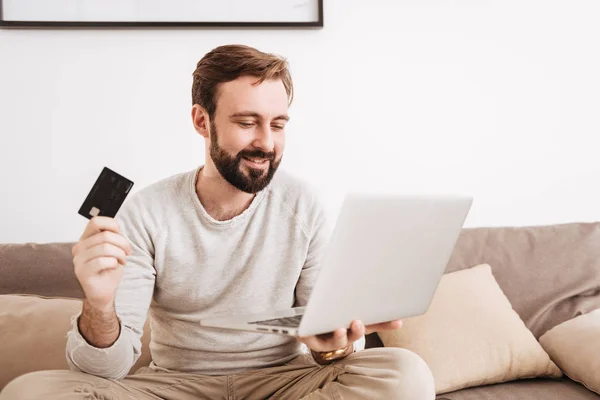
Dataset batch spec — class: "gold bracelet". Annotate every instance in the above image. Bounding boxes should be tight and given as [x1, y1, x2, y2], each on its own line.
[318, 344, 352, 361]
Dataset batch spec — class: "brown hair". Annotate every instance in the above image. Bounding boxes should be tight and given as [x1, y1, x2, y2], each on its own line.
[192, 44, 294, 119]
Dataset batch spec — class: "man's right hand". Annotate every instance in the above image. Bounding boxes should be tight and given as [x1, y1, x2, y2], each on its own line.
[72, 216, 132, 312]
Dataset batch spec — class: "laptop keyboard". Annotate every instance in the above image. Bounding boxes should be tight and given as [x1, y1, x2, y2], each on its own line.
[248, 314, 303, 327]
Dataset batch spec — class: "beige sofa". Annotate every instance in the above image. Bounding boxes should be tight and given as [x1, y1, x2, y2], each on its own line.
[1, 222, 600, 399]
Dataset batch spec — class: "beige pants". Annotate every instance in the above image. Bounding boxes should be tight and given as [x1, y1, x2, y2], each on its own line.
[1, 348, 435, 400]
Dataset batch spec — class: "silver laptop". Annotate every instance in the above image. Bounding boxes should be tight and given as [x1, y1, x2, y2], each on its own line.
[201, 193, 473, 337]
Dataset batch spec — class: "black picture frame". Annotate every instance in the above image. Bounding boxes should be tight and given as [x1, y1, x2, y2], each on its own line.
[0, 0, 324, 28]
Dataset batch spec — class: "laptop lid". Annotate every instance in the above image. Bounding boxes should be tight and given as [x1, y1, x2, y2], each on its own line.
[297, 193, 472, 337]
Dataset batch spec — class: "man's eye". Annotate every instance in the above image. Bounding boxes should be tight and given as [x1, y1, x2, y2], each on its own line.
[238, 122, 254, 128]
[272, 125, 285, 131]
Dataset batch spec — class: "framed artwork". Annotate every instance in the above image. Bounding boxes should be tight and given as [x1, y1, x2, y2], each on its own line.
[0, 0, 323, 28]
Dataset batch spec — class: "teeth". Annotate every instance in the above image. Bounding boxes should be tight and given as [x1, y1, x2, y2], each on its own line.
[247, 158, 266, 163]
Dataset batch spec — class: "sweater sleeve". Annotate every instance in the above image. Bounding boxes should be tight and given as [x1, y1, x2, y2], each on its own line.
[293, 199, 330, 309]
[65, 197, 156, 379]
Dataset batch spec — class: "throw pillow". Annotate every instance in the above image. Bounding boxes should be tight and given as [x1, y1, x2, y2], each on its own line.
[539, 308, 600, 395]
[377, 264, 562, 394]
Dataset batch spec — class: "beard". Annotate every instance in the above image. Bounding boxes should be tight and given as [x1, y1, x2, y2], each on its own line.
[209, 122, 282, 194]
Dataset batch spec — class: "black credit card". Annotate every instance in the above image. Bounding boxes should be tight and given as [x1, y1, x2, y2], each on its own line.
[78, 167, 134, 219]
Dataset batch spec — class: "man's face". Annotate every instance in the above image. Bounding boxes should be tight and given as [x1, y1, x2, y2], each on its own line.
[208, 76, 289, 194]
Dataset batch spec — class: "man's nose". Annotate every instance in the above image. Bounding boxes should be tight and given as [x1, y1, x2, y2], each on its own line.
[252, 125, 275, 152]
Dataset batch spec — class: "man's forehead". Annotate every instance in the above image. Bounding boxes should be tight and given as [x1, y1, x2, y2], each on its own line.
[217, 76, 288, 113]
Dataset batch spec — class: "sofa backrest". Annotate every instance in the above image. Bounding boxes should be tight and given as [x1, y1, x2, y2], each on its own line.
[445, 222, 600, 338]
[2, 221, 600, 338]
[0, 242, 83, 299]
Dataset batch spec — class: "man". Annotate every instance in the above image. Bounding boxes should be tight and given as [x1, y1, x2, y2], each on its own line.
[0, 44, 435, 399]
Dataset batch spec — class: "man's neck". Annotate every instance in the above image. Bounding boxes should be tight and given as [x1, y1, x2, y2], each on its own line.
[196, 166, 255, 221]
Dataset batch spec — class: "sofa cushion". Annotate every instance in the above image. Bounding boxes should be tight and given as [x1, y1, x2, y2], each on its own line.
[539, 308, 600, 395]
[0, 294, 152, 390]
[0, 243, 83, 299]
[378, 264, 561, 395]
[445, 222, 600, 338]
[437, 378, 600, 400]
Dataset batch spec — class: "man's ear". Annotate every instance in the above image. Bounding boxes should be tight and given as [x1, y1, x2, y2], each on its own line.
[192, 104, 211, 139]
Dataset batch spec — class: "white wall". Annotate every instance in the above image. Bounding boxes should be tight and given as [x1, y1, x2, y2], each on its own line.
[1, 0, 599, 243]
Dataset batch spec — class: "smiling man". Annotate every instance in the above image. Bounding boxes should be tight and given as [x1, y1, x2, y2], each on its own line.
[0, 44, 435, 400]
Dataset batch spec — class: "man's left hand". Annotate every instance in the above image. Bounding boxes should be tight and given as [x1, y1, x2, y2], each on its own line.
[298, 319, 402, 353]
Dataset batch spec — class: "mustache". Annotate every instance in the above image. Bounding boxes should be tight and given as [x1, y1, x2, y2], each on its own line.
[238, 150, 276, 161]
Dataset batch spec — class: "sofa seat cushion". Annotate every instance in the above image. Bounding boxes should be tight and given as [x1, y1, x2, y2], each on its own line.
[437, 378, 600, 400]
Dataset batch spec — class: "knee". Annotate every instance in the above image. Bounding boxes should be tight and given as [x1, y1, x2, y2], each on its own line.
[0, 371, 54, 400]
[385, 348, 436, 400]
[0, 370, 91, 400]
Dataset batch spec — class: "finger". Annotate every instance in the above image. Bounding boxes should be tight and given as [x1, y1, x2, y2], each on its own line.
[85, 256, 121, 275]
[79, 217, 121, 241]
[332, 328, 348, 348]
[299, 328, 348, 352]
[380, 320, 403, 330]
[76, 230, 132, 256]
[347, 320, 365, 342]
[78, 242, 128, 266]
[365, 320, 403, 334]
[297, 336, 322, 351]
